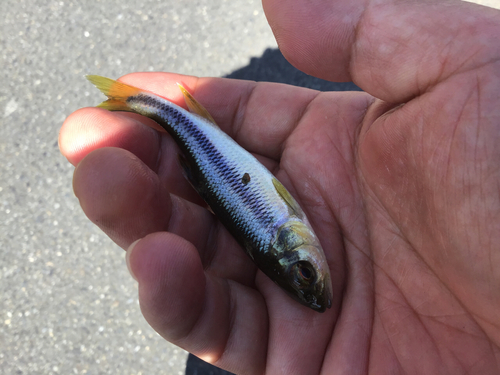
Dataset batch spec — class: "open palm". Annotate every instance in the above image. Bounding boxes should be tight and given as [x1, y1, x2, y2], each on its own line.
[59, 0, 500, 373]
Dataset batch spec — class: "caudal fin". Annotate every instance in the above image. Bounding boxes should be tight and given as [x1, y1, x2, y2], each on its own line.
[86, 75, 142, 112]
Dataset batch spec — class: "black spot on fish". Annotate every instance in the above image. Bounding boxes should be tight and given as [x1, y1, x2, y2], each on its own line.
[241, 173, 250, 185]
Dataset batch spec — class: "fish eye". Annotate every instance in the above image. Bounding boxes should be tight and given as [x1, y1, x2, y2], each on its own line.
[291, 261, 316, 287]
[299, 264, 312, 280]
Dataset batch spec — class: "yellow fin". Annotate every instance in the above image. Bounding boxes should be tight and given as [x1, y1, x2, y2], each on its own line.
[177, 83, 217, 124]
[272, 178, 303, 218]
[86, 75, 142, 112]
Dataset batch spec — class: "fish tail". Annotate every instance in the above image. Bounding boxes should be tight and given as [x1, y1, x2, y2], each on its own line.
[86, 75, 142, 112]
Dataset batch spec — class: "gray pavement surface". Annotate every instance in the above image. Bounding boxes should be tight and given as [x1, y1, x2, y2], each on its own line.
[1, 0, 498, 374]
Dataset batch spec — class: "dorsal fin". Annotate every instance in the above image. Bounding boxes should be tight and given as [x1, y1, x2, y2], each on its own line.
[177, 83, 217, 125]
[272, 178, 303, 218]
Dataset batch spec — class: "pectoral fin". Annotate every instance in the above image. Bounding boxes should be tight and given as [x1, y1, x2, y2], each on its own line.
[177, 153, 212, 213]
[272, 178, 303, 218]
[177, 154, 198, 188]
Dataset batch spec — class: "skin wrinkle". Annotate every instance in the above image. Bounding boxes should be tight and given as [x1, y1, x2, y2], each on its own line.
[205, 215, 257, 288]
[343, 95, 374, 157]
[468, 351, 494, 375]
[418, 31, 450, 95]
[207, 279, 235, 369]
[474, 73, 482, 175]
[485, 331, 500, 370]
[316, 119, 372, 373]
[426, 313, 490, 342]
[474, 78, 493, 264]
[202, 215, 223, 271]
[351, 3, 498, 103]
[213, 281, 267, 375]
[443, 348, 470, 375]
[364, 314, 372, 375]
[274, 165, 319, 245]
[134, 238, 202, 344]
[153, 124, 204, 205]
[357, 169, 396, 233]
[164, 195, 185, 238]
[370, 210, 499, 367]
[324, 120, 352, 181]
[229, 82, 287, 161]
[373, 301, 406, 375]
[316, 176, 344, 270]
[446, 48, 485, 86]
[172, 273, 214, 352]
[315, 325, 333, 375]
[343, 236, 373, 272]
[451, 56, 500, 89]
[474, 314, 500, 337]
[315, 142, 353, 246]
[375, 276, 442, 374]
[323, 240, 374, 374]
[193, 78, 252, 144]
[228, 82, 251, 150]
[280, 91, 321, 160]
[368, 184, 493, 345]
[417, 312, 478, 374]
[377, 232, 408, 269]
[153, 128, 165, 175]
[165, 194, 257, 287]
[438, 84, 474, 247]
[352, 6, 393, 93]
[360, 81, 500, 341]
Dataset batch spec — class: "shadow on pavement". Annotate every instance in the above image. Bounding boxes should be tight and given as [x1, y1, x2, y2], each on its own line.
[225, 48, 361, 91]
[184, 47, 360, 375]
[185, 355, 236, 375]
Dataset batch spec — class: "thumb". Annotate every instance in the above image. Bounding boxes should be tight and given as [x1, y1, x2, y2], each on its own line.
[263, 0, 500, 102]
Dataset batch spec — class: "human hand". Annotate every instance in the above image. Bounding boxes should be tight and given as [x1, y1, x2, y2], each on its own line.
[59, 0, 500, 373]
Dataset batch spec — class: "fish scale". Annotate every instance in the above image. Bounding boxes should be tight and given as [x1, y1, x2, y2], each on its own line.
[86, 75, 333, 312]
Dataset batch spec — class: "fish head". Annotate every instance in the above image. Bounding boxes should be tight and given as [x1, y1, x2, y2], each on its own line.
[281, 245, 333, 312]
[271, 220, 333, 312]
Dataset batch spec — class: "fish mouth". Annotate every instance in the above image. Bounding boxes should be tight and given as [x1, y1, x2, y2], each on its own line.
[306, 279, 333, 313]
[285, 274, 333, 313]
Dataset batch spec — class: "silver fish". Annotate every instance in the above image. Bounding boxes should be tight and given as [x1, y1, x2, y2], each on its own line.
[86, 75, 333, 312]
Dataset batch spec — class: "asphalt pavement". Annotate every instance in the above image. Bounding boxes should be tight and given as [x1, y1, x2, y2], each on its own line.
[1, 0, 498, 374]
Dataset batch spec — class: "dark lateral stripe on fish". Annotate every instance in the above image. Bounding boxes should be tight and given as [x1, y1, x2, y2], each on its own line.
[130, 94, 276, 235]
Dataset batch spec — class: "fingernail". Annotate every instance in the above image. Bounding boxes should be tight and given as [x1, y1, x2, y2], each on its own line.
[126, 239, 141, 282]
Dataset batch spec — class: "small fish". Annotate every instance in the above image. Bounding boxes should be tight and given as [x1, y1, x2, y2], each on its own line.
[86, 75, 333, 312]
